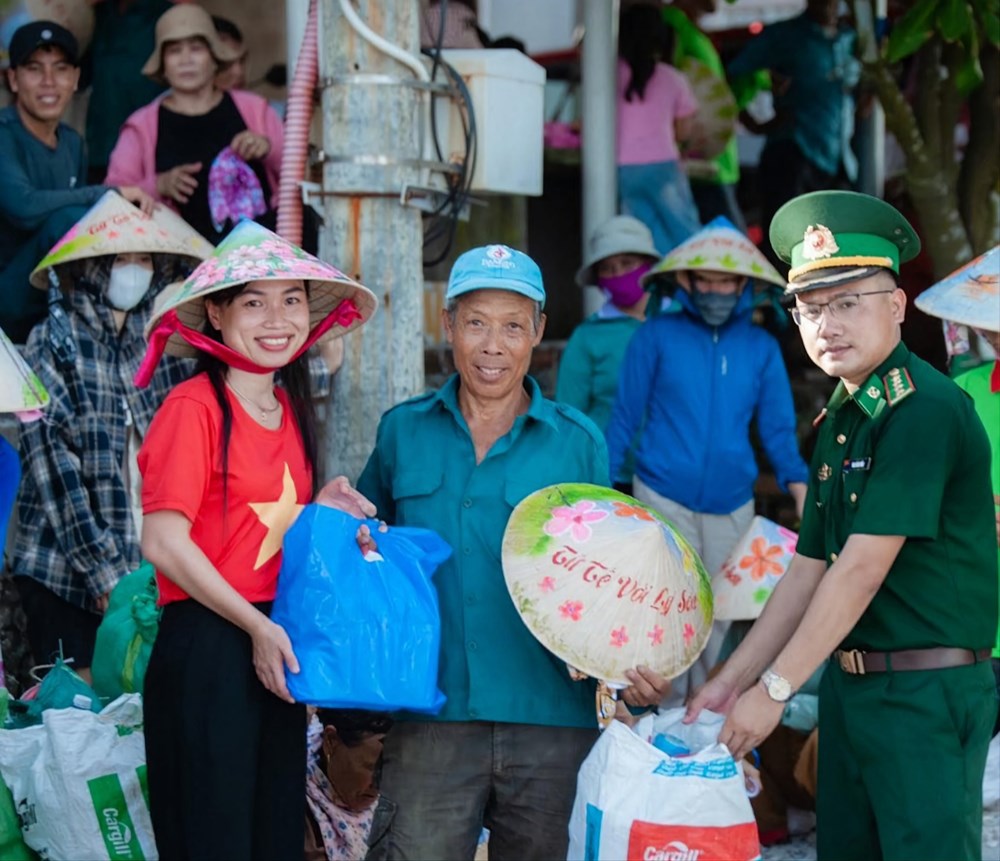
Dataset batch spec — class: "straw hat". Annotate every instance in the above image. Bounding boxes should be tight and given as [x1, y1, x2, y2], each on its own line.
[141, 4, 240, 80]
[712, 516, 797, 621]
[502, 483, 714, 685]
[914, 246, 1000, 333]
[0, 327, 49, 414]
[30, 191, 214, 291]
[147, 220, 378, 358]
[575, 216, 660, 288]
[641, 216, 784, 291]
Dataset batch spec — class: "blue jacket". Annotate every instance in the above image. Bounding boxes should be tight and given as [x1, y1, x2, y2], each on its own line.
[606, 287, 808, 514]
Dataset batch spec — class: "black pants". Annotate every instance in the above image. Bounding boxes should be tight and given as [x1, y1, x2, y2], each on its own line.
[144, 600, 306, 861]
[15, 576, 101, 670]
[757, 138, 839, 268]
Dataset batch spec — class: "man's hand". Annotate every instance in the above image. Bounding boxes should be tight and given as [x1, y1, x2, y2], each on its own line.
[315, 476, 377, 519]
[230, 130, 271, 162]
[621, 665, 671, 708]
[155, 163, 202, 204]
[684, 674, 740, 724]
[718, 683, 785, 761]
[118, 186, 156, 215]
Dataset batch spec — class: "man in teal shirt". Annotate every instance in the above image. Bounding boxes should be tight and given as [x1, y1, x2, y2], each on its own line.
[359, 245, 668, 860]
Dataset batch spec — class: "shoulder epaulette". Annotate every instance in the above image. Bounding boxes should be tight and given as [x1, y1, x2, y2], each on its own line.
[883, 367, 916, 407]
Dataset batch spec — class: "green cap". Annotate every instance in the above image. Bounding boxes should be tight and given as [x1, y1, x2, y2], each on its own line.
[770, 191, 920, 294]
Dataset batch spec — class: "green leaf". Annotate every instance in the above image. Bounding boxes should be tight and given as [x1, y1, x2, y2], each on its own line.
[970, 0, 1000, 46]
[954, 27, 984, 91]
[886, 0, 942, 62]
[937, 0, 974, 41]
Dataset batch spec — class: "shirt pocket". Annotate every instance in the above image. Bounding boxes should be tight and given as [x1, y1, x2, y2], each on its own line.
[840, 463, 871, 513]
[390, 469, 444, 528]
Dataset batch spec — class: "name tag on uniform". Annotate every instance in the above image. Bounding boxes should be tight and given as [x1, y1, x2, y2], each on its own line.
[842, 457, 872, 473]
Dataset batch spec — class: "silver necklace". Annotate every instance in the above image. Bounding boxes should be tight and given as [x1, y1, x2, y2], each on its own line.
[226, 380, 280, 422]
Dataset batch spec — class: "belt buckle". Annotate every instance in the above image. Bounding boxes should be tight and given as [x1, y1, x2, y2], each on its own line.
[837, 649, 866, 675]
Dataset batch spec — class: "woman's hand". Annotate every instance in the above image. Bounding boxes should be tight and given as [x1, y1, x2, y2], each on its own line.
[356, 521, 388, 556]
[230, 130, 271, 161]
[155, 163, 202, 204]
[118, 186, 157, 215]
[315, 476, 377, 519]
[621, 665, 671, 708]
[250, 616, 299, 703]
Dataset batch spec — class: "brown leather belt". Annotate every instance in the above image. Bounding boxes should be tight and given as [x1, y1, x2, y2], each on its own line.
[834, 647, 991, 675]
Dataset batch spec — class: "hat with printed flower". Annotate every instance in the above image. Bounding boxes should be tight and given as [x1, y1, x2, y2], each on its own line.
[712, 516, 797, 621]
[447, 244, 546, 308]
[914, 246, 1000, 333]
[0, 326, 49, 416]
[142, 221, 377, 368]
[30, 191, 214, 290]
[770, 191, 920, 294]
[641, 216, 785, 291]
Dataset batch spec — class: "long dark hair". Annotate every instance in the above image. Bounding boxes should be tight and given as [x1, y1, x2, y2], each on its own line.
[195, 283, 320, 501]
[619, 3, 675, 102]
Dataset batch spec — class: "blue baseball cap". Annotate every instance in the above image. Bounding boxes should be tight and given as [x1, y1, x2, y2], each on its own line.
[446, 244, 546, 308]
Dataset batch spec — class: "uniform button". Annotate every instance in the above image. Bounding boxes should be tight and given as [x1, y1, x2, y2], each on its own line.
[816, 501, 823, 509]
[836, 434, 847, 444]
[468, 641, 478, 651]
[850, 492, 858, 503]
[830, 552, 839, 562]
[463, 498, 472, 508]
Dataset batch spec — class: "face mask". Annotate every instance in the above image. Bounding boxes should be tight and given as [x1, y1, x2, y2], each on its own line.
[106, 263, 154, 311]
[596, 261, 653, 309]
[692, 289, 741, 326]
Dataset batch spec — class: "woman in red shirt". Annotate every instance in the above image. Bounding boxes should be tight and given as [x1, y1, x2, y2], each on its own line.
[136, 220, 377, 860]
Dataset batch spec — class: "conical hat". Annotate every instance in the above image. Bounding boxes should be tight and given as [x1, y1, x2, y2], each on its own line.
[30, 191, 214, 290]
[0, 327, 49, 414]
[678, 57, 737, 161]
[147, 220, 378, 358]
[914, 246, 1000, 333]
[642, 217, 785, 290]
[712, 517, 797, 621]
[502, 483, 714, 685]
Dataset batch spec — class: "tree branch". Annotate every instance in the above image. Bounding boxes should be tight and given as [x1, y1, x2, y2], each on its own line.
[914, 40, 943, 168]
[938, 42, 962, 183]
[958, 46, 1000, 253]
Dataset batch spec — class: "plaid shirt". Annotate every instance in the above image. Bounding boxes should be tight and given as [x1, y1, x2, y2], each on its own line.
[12, 285, 192, 610]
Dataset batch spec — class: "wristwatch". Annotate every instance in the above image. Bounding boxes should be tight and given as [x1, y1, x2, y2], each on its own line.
[759, 668, 794, 703]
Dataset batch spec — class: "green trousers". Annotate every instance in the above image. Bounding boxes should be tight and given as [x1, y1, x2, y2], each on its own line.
[817, 659, 996, 860]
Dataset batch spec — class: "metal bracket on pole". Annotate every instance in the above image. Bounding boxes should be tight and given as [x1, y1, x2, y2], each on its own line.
[399, 183, 476, 219]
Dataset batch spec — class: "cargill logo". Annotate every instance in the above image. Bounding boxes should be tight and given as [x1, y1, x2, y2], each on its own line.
[643, 842, 702, 861]
[103, 808, 134, 857]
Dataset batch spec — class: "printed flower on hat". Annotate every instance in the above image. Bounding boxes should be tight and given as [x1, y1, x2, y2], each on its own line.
[683, 623, 695, 645]
[753, 587, 771, 604]
[722, 564, 741, 586]
[559, 600, 584, 621]
[543, 500, 608, 542]
[191, 258, 226, 290]
[612, 501, 655, 522]
[610, 626, 629, 648]
[739, 537, 784, 581]
[539, 576, 556, 593]
[648, 625, 664, 646]
[777, 526, 798, 557]
[802, 224, 839, 261]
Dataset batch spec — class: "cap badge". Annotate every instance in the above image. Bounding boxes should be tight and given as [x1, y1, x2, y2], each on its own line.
[482, 244, 514, 269]
[41, 29, 53, 40]
[802, 224, 839, 261]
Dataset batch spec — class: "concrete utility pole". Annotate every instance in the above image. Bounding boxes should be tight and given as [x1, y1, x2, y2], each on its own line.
[580, 0, 620, 315]
[319, 0, 425, 480]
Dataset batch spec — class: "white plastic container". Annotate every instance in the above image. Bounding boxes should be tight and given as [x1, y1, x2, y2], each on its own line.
[439, 49, 547, 196]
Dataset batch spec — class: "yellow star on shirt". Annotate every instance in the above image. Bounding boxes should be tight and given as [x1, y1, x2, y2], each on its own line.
[249, 463, 304, 570]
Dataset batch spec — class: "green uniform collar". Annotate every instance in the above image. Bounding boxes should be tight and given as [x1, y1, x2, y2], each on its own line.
[825, 341, 912, 419]
[421, 373, 559, 431]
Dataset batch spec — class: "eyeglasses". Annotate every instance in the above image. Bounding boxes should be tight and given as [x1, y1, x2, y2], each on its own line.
[791, 289, 896, 327]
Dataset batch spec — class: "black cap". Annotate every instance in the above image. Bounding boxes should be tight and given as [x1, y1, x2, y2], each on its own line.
[8, 21, 79, 68]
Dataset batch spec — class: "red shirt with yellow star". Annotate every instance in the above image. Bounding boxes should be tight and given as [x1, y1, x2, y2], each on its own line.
[139, 373, 313, 605]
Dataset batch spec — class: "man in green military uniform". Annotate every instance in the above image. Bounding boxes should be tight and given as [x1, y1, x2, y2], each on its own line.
[686, 190, 998, 860]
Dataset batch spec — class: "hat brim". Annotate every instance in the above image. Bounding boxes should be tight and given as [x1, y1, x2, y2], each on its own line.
[783, 265, 888, 297]
[447, 279, 546, 307]
[914, 246, 1000, 332]
[574, 251, 659, 289]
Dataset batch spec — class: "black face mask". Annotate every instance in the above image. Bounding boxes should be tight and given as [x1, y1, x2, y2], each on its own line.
[692, 290, 741, 326]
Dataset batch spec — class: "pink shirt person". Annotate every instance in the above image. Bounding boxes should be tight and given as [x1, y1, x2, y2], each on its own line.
[616, 58, 698, 166]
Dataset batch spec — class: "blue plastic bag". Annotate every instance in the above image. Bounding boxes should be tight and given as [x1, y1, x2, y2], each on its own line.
[272, 505, 450, 712]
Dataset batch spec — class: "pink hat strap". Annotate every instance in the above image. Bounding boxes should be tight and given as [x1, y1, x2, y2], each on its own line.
[134, 298, 364, 388]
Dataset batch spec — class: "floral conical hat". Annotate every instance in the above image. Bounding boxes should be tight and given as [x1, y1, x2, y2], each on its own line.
[712, 517, 797, 621]
[502, 483, 714, 685]
[641, 216, 785, 290]
[914, 246, 1000, 333]
[0, 327, 49, 414]
[30, 191, 214, 290]
[145, 220, 378, 359]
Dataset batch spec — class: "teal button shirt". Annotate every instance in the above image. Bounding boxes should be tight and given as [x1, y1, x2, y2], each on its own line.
[357, 375, 609, 728]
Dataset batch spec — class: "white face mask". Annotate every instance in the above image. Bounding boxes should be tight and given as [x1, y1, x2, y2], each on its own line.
[105, 263, 154, 311]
